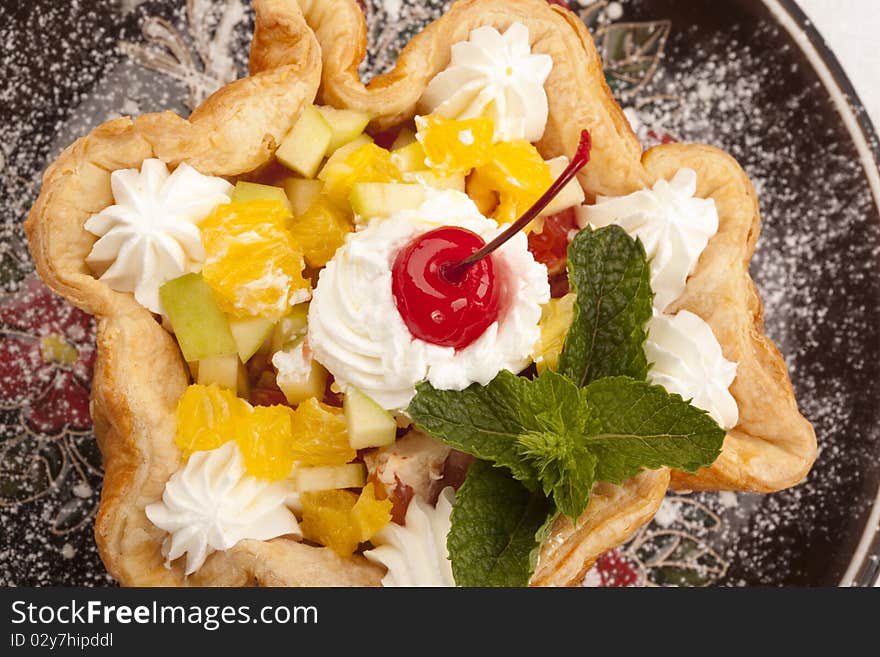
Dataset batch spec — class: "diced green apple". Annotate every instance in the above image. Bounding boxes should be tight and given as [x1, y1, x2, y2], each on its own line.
[273, 328, 326, 406]
[231, 181, 292, 212]
[403, 170, 465, 192]
[316, 106, 371, 153]
[197, 353, 239, 390]
[277, 357, 328, 406]
[541, 156, 586, 216]
[390, 141, 427, 172]
[270, 304, 310, 354]
[159, 273, 237, 362]
[276, 105, 333, 178]
[282, 178, 324, 216]
[229, 316, 276, 363]
[349, 182, 426, 222]
[293, 463, 367, 492]
[391, 127, 417, 151]
[344, 387, 397, 449]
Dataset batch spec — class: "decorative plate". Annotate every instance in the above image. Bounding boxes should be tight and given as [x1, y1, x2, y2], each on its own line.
[1, 0, 878, 587]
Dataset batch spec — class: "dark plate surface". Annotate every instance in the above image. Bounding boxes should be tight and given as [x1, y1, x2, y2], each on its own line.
[0, 0, 878, 586]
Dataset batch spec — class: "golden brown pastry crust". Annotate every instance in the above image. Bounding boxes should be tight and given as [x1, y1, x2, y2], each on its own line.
[24, 0, 816, 587]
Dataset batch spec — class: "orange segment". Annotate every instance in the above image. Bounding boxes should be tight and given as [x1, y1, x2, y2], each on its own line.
[289, 198, 353, 269]
[351, 482, 393, 542]
[200, 201, 311, 319]
[289, 398, 356, 466]
[175, 384, 303, 481]
[233, 404, 297, 480]
[300, 489, 360, 557]
[175, 383, 249, 455]
[472, 141, 552, 224]
[300, 484, 392, 557]
[321, 143, 402, 204]
[416, 115, 494, 173]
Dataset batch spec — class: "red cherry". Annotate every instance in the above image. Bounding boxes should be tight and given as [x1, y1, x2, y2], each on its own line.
[391, 227, 502, 350]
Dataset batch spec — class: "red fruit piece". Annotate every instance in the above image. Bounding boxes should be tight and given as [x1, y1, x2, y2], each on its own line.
[527, 207, 579, 276]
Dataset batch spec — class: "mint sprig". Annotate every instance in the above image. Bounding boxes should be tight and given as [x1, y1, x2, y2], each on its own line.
[448, 459, 553, 587]
[410, 371, 724, 522]
[558, 225, 653, 386]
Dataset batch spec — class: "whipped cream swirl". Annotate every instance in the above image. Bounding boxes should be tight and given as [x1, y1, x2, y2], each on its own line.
[419, 22, 553, 143]
[145, 441, 300, 576]
[576, 168, 718, 312]
[85, 158, 232, 314]
[364, 488, 456, 587]
[307, 189, 550, 411]
[645, 310, 738, 429]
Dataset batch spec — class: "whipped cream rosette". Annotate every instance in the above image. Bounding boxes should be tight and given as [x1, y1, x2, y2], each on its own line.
[307, 189, 550, 411]
[419, 22, 553, 143]
[84, 158, 232, 314]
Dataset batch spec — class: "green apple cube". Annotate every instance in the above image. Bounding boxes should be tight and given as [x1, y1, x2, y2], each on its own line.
[391, 127, 417, 151]
[391, 141, 427, 172]
[317, 134, 373, 182]
[317, 105, 371, 153]
[282, 178, 324, 216]
[231, 181, 292, 212]
[229, 316, 276, 363]
[277, 358, 328, 406]
[541, 156, 586, 216]
[350, 183, 426, 222]
[276, 105, 332, 178]
[403, 170, 465, 192]
[159, 273, 237, 362]
[344, 386, 397, 449]
[293, 463, 367, 493]
[270, 304, 309, 354]
[197, 353, 239, 391]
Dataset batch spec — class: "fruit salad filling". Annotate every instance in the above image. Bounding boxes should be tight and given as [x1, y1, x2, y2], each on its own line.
[83, 21, 739, 586]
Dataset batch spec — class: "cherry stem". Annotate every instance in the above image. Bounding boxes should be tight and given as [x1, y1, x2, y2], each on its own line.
[446, 129, 592, 278]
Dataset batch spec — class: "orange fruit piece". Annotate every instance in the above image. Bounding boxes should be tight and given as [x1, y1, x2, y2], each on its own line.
[351, 482, 393, 542]
[289, 198, 353, 269]
[321, 143, 402, 204]
[289, 398, 356, 466]
[176, 383, 301, 481]
[472, 140, 552, 224]
[300, 484, 392, 557]
[416, 114, 494, 173]
[200, 200, 311, 319]
[175, 383, 249, 456]
[233, 404, 297, 481]
[300, 489, 360, 557]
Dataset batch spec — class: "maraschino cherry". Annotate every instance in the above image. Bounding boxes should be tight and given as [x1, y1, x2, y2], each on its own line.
[392, 226, 499, 348]
[391, 130, 592, 351]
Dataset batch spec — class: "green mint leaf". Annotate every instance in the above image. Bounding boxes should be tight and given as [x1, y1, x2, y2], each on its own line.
[409, 372, 539, 487]
[558, 225, 653, 387]
[448, 459, 554, 587]
[582, 376, 726, 483]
